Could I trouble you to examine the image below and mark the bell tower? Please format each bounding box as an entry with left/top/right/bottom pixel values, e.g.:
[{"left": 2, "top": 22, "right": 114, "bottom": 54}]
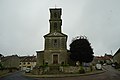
[
  {"left": 44, "top": 8, "right": 68, "bottom": 65},
  {"left": 49, "top": 8, "right": 62, "bottom": 33}
]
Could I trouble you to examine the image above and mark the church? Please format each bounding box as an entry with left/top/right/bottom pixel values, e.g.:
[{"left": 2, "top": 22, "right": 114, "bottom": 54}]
[{"left": 36, "top": 8, "right": 69, "bottom": 66}]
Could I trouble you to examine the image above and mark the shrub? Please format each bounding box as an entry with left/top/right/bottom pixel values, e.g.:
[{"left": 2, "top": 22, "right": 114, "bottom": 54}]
[{"left": 79, "top": 66, "right": 85, "bottom": 74}]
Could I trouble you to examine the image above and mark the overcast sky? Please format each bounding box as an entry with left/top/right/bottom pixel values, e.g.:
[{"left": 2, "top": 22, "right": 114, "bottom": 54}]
[{"left": 0, "top": 0, "right": 120, "bottom": 56}]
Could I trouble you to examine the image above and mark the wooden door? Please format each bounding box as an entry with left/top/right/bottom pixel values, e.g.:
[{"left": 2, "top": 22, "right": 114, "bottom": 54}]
[{"left": 53, "top": 55, "right": 58, "bottom": 64}]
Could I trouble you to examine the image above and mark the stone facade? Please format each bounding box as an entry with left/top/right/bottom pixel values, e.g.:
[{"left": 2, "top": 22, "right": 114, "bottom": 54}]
[
  {"left": 1, "top": 55, "right": 20, "bottom": 68},
  {"left": 36, "top": 51, "right": 44, "bottom": 66},
  {"left": 36, "top": 8, "right": 68, "bottom": 66}
]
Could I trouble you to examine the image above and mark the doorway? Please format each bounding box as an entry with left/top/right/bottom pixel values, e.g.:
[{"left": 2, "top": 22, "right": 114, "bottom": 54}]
[{"left": 53, "top": 54, "right": 58, "bottom": 64}]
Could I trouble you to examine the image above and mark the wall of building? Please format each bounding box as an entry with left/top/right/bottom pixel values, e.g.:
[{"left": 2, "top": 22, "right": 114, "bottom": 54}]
[
  {"left": 36, "top": 51, "right": 44, "bottom": 66},
  {"left": 2, "top": 55, "right": 20, "bottom": 68},
  {"left": 113, "top": 52, "right": 120, "bottom": 64},
  {"left": 19, "top": 61, "right": 36, "bottom": 70},
  {"left": 44, "top": 50, "right": 68, "bottom": 65}
]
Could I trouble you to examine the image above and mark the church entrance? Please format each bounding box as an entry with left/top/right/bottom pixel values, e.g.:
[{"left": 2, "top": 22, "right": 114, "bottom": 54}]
[{"left": 53, "top": 54, "right": 58, "bottom": 64}]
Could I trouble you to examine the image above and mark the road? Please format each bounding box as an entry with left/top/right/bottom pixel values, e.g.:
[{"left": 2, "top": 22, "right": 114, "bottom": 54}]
[
  {"left": 0, "top": 65, "right": 120, "bottom": 80},
  {"left": 0, "top": 71, "right": 34, "bottom": 80}
]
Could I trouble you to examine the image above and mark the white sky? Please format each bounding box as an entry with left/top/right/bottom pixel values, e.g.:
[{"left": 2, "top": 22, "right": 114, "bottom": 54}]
[{"left": 0, "top": 0, "right": 120, "bottom": 56}]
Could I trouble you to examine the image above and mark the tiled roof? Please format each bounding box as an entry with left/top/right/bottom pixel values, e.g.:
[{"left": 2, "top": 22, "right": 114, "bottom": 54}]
[
  {"left": 20, "top": 56, "right": 36, "bottom": 62},
  {"left": 19, "top": 56, "right": 27, "bottom": 60},
  {"left": 1, "top": 57, "right": 9, "bottom": 62},
  {"left": 44, "top": 32, "right": 67, "bottom": 37},
  {"left": 94, "top": 56, "right": 112, "bottom": 60},
  {"left": 1, "top": 55, "right": 19, "bottom": 62}
]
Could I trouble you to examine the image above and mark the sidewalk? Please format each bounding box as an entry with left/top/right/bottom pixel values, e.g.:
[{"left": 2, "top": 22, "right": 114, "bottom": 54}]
[{"left": 25, "top": 70, "right": 105, "bottom": 78}]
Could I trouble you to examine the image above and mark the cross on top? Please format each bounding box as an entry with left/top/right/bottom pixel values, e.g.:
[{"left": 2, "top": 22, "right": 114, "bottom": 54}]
[{"left": 55, "top": 4, "right": 57, "bottom": 8}]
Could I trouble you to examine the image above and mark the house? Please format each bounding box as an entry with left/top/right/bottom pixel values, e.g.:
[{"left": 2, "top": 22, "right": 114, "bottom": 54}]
[
  {"left": 104, "top": 54, "right": 113, "bottom": 64},
  {"left": 1, "top": 55, "right": 20, "bottom": 69},
  {"left": 92, "top": 54, "right": 113, "bottom": 65},
  {"left": 92, "top": 56, "right": 105, "bottom": 65},
  {"left": 19, "top": 56, "right": 36, "bottom": 70},
  {"left": 113, "top": 48, "right": 120, "bottom": 64}
]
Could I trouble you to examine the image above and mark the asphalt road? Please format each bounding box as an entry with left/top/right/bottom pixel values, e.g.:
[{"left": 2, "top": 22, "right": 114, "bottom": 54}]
[
  {"left": 0, "top": 65, "right": 120, "bottom": 80},
  {"left": 0, "top": 71, "right": 34, "bottom": 80}
]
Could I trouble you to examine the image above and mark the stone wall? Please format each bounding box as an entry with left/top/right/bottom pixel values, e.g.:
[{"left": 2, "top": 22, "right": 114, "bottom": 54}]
[
  {"left": 31, "top": 65, "right": 96, "bottom": 75},
  {"left": 36, "top": 51, "right": 44, "bottom": 66},
  {"left": 62, "top": 66, "right": 80, "bottom": 73},
  {"left": 61, "top": 66, "right": 96, "bottom": 73},
  {"left": 44, "top": 50, "right": 68, "bottom": 65}
]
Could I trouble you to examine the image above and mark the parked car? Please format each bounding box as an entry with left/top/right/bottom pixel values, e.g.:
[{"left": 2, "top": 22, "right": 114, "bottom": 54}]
[
  {"left": 111, "top": 63, "right": 115, "bottom": 67},
  {"left": 95, "top": 64, "right": 102, "bottom": 70},
  {"left": 25, "top": 68, "right": 31, "bottom": 73},
  {"left": 103, "top": 63, "right": 106, "bottom": 66}
]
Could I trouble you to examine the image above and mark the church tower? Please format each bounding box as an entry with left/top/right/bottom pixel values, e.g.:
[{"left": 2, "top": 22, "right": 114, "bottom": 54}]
[{"left": 44, "top": 8, "right": 68, "bottom": 65}]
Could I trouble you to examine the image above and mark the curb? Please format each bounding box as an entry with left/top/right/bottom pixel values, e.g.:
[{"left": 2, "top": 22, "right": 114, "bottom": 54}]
[{"left": 24, "top": 70, "right": 105, "bottom": 78}]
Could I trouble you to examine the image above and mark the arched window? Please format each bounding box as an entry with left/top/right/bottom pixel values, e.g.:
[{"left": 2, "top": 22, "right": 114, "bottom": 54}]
[
  {"left": 54, "top": 12, "right": 57, "bottom": 18},
  {"left": 54, "top": 39, "right": 57, "bottom": 47},
  {"left": 54, "top": 22, "right": 57, "bottom": 31},
  {"left": 53, "top": 54, "right": 58, "bottom": 64}
]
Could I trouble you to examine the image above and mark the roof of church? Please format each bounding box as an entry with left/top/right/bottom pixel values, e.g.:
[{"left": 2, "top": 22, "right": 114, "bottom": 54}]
[
  {"left": 50, "top": 8, "right": 62, "bottom": 10},
  {"left": 36, "top": 50, "right": 44, "bottom": 53},
  {"left": 44, "top": 32, "right": 67, "bottom": 37}
]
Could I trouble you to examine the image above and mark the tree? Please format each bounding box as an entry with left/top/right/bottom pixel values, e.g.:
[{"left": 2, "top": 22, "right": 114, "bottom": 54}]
[
  {"left": 0, "top": 54, "right": 3, "bottom": 69},
  {"left": 0, "top": 54, "right": 3, "bottom": 57},
  {"left": 70, "top": 36, "right": 94, "bottom": 64}
]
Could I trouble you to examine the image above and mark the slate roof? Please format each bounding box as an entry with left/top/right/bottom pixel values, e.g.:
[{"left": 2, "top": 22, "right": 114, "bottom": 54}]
[{"left": 44, "top": 32, "right": 67, "bottom": 37}]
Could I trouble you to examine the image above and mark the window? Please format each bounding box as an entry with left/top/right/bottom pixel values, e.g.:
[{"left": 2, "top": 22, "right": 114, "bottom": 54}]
[
  {"left": 54, "top": 12, "right": 57, "bottom": 18},
  {"left": 27, "top": 66, "right": 31, "bottom": 68},
  {"left": 53, "top": 39, "right": 57, "bottom": 47},
  {"left": 54, "top": 22, "right": 57, "bottom": 31},
  {"left": 27, "top": 62, "right": 30, "bottom": 64}
]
